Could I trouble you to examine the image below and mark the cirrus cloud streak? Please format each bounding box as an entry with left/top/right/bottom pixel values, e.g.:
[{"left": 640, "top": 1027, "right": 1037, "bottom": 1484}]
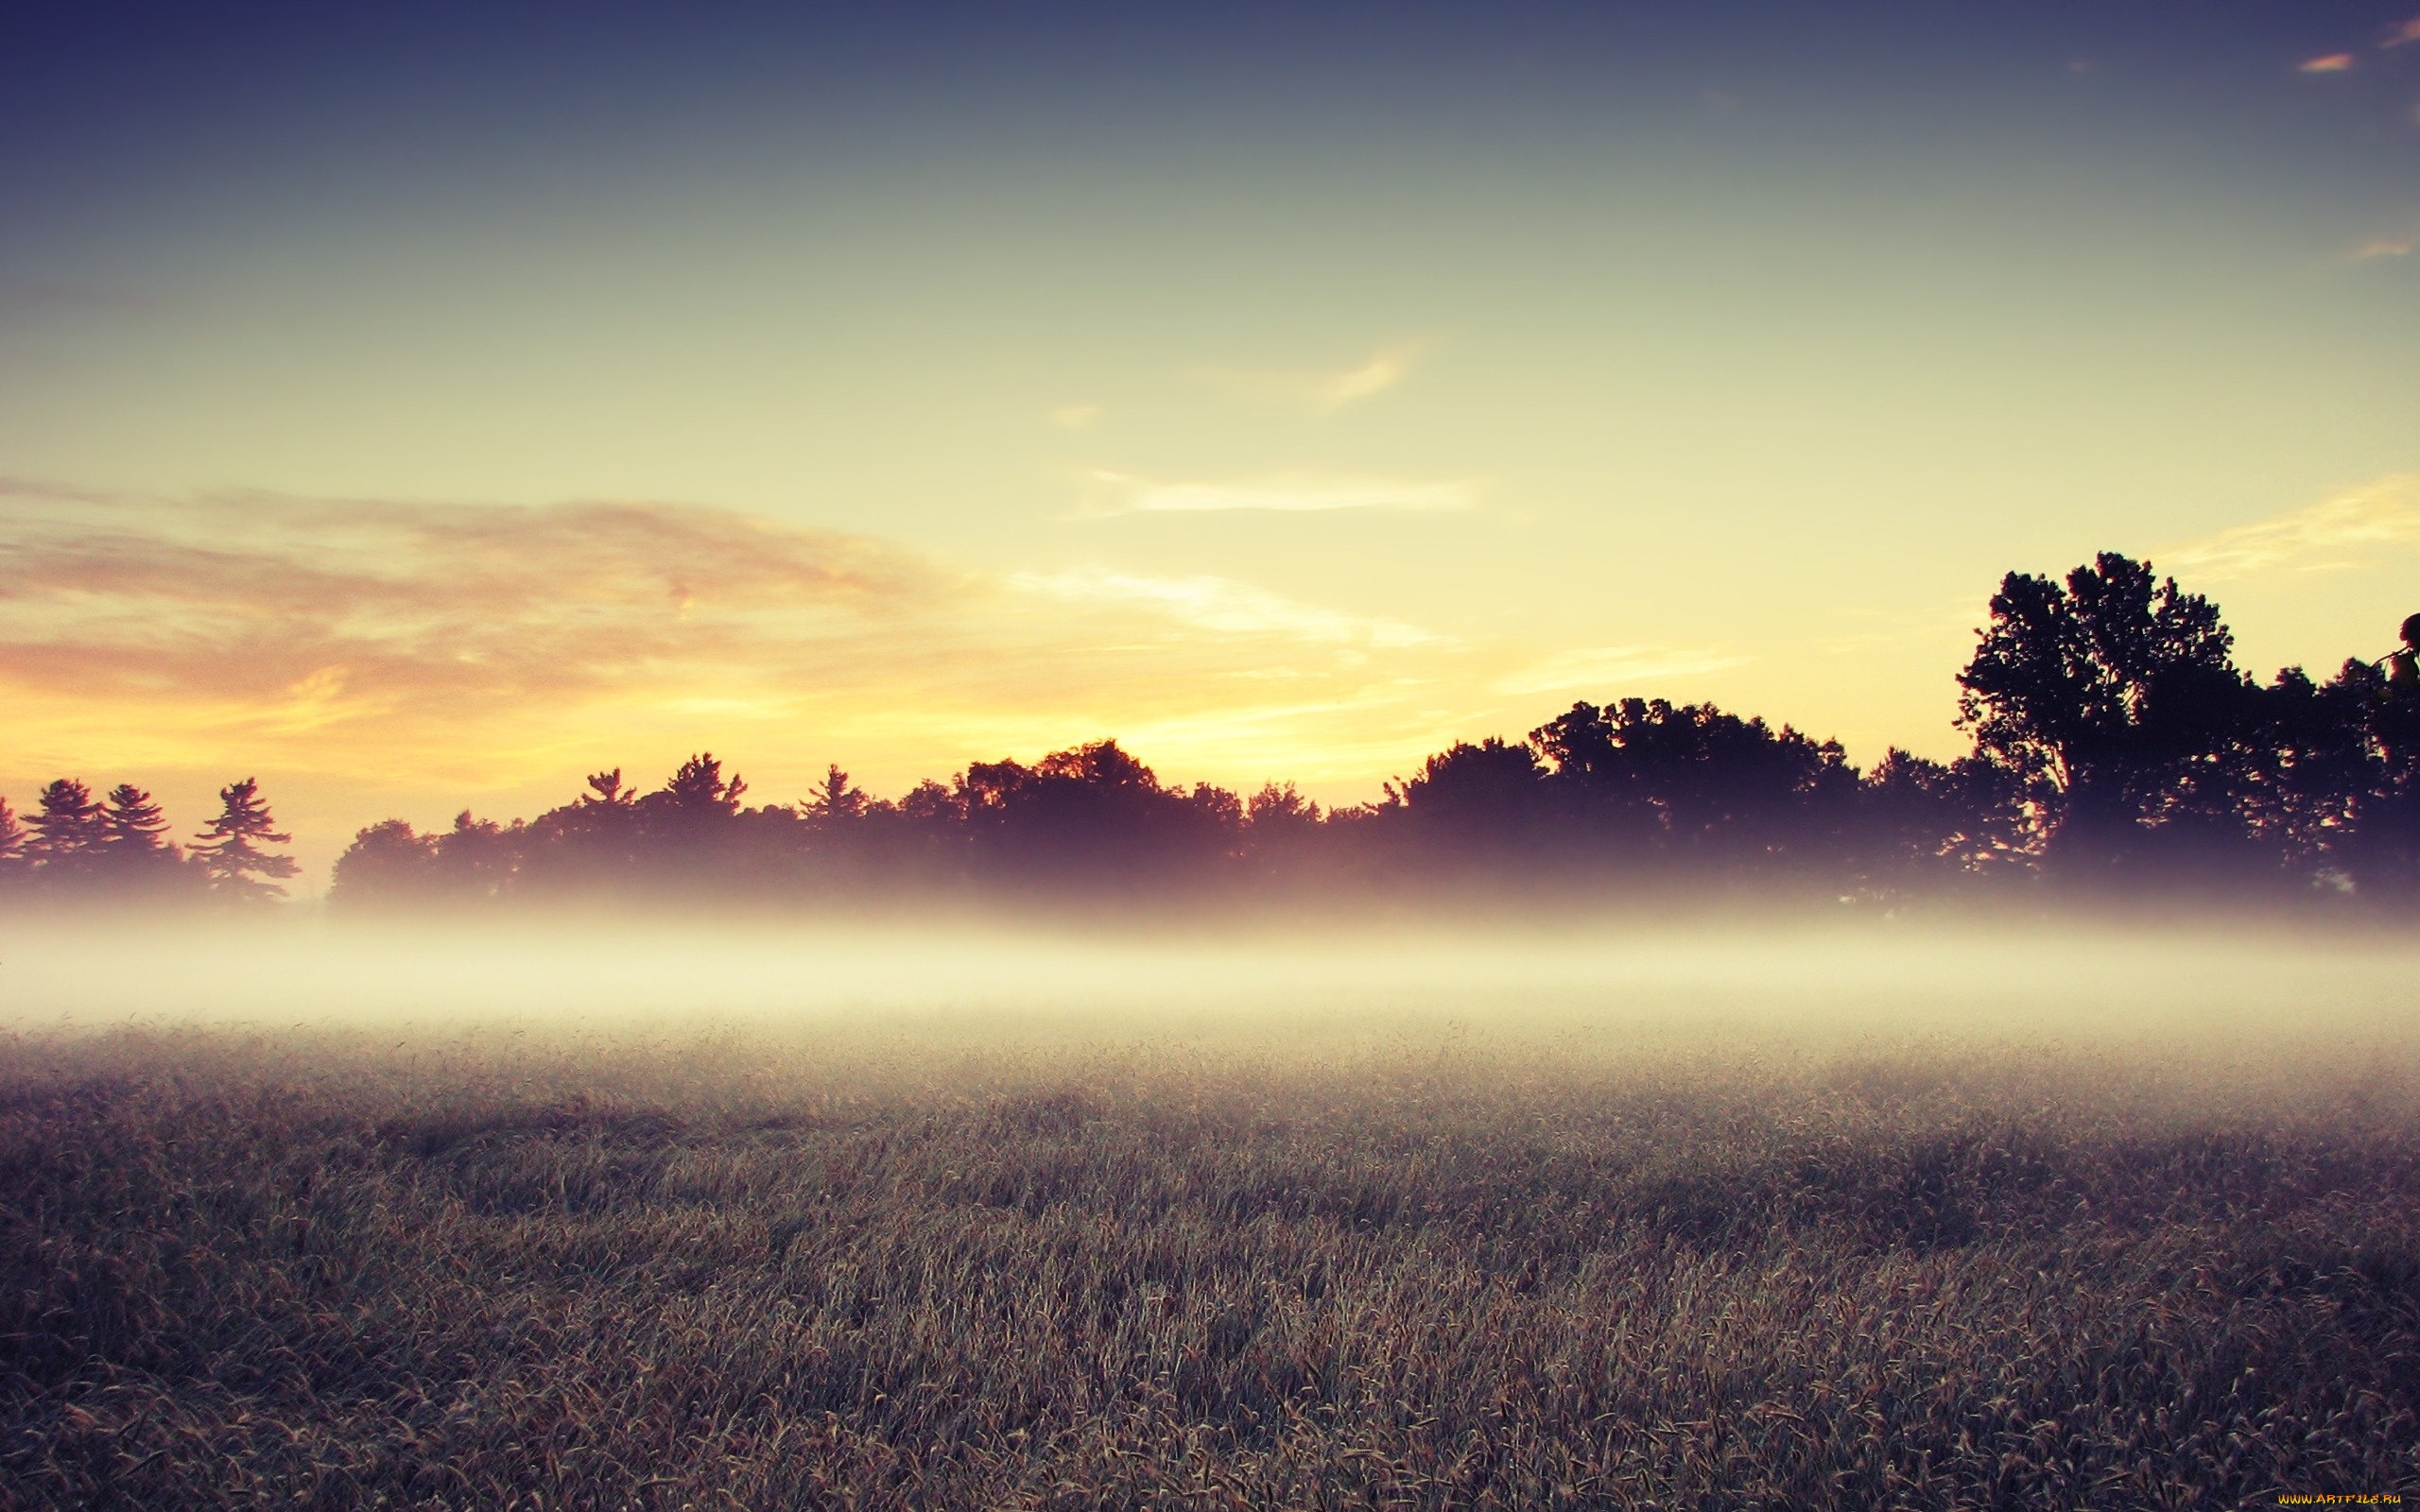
[
  {"left": 1190, "top": 342, "right": 1425, "bottom": 413},
  {"left": 1083, "top": 469, "right": 1481, "bottom": 515},
  {"left": 2165, "top": 474, "right": 2420, "bottom": 580}
]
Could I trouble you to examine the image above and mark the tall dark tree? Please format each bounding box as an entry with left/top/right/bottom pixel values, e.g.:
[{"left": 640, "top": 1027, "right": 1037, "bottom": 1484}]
[
  {"left": 26, "top": 779, "right": 108, "bottom": 881},
  {"left": 98, "top": 783, "right": 190, "bottom": 887},
  {"left": 804, "top": 765, "right": 868, "bottom": 822},
  {"left": 0, "top": 797, "right": 25, "bottom": 882},
  {"left": 330, "top": 818, "right": 441, "bottom": 905},
  {"left": 1956, "top": 553, "right": 2256, "bottom": 872},
  {"left": 580, "top": 767, "right": 636, "bottom": 807},
  {"left": 897, "top": 779, "right": 961, "bottom": 825},
  {"left": 432, "top": 812, "right": 521, "bottom": 899},
  {"left": 1246, "top": 782, "right": 1321, "bottom": 832},
  {"left": 957, "top": 739, "right": 1234, "bottom": 886},
  {"left": 191, "top": 778, "right": 301, "bottom": 901},
  {"left": 1238, "top": 782, "right": 1325, "bottom": 882},
  {"left": 1400, "top": 738, "right": 1547, "bottom": 853},
  {"left": 1530, "top": 698, "right": 1858, "bottom": 868},
  {"left": 101, "top": 783, "right": 171, "bottom": 850},
  {"left": 1853, "top": 748, "right": 2024, "bottom": 884},
  {"left": 2314, "top": 647, "right": 2420, "bottom": 895},
  {"left": 2233, "top": 663, "right": 2375, "bottom": 878},
  {"left": 649, "top": 753, "right": 748, "bottom": 820},
  {"left": 513, "top": 766, "right": 643, "bottom": 893},
  {"left": 619, "top": 753, "right": 751, "bottom": 885}
]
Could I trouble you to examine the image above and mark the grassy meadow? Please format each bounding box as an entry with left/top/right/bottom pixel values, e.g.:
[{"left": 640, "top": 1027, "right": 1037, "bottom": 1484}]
[{"left": 1, "top": 975, "right": 2415, "bottom": 1511}]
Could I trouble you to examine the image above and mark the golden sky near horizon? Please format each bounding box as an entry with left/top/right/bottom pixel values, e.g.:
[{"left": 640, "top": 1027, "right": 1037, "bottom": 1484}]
[{"left": 4, "top": 6, "right": 2419, "bottom": 885}]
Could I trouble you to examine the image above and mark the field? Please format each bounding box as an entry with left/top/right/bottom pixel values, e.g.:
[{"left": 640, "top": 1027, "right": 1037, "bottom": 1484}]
[{"left": 0, "top": 926, "right": 2415, "bottom": 1509}]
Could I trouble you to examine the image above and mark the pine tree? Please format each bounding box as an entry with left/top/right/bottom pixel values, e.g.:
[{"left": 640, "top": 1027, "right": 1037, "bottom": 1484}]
[
  {"left": 804, "top": 765, "right": 867, "bottom": 821},
  {"left": 191, "top": 778, "right": 301, "bottom": 901},
  {"left": 100, "top": 783, "right": 185, "bottom": 872},
  {"left": 26, "top": 779, "right": 108, "bottom": 881},
  {"left": 657, "top": 753, "right": 748, "bottom": 818},
  {"left": 580, "top": 768, "right": 636, "bottom": 806},
  {"left": 97, "top": 782, "right": 196, "bottom": 893},
  {"left": 0, "top": 797, "right": 26, "bottom": 882}
]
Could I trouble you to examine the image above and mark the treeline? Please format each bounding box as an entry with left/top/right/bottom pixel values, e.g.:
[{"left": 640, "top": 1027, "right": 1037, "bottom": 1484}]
[
  {"left": 0, "top": 778, "right": 301, "bottom": 902},
  {"left": 320, "top": 552, "right": 2420, "bottom": 912},
  {"left": 9, "top": 552, "right": 2418, "bottom": 911},
  {"left": 323, "top": 722, "right": 2003, "bottom": 911}
]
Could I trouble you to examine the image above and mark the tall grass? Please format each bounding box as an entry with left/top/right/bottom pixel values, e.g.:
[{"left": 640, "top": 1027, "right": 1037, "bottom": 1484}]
[{"left": 1, "top": 1027, "right": 2413, "bottom": 1508}]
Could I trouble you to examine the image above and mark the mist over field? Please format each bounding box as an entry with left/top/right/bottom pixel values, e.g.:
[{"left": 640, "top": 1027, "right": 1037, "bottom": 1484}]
[{"left": 4, "top": 912, "right": 2414, "bottom": 1061}]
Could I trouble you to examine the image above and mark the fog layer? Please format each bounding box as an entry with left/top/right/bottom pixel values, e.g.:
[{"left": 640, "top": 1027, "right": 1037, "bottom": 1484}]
[{"left": 3, "top": 917, "right": 2410, "bottom": 1076}]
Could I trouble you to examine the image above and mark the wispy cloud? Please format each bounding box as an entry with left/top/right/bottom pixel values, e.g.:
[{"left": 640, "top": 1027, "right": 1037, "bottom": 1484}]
[
  {"left": 1192, "top": 341, "right": 1424, "bottom": 413},
  {"left": 2352, "top": 237, "right": 2414, "bottom": 261},
  {"left": 1049, "top": 403, "right": 1100, "bottom": 431},
  {"left": 2385, "top": 14, "right": 2420, "bottom": 47},
  {"left": 0, "top": 483, "right": 1478, "bottom": 804},
  {"left": 1084, "top": 469, "right": 1480, "bottom": 515},
  {"left": 2166, "top": 474, "right": 2420, "bottom": 580},
  {"left": 1494, "top": 645, "right": 1750, "bottom": 697},
  {"left": 2299, "top": 52, "right": 2356, "bottom": 73},
  {"left": 1011, "top": 568, "right": 1439, "bottom": 649},
  {"left": 0, "top": 490, "right": 946, "bottom": 755}
]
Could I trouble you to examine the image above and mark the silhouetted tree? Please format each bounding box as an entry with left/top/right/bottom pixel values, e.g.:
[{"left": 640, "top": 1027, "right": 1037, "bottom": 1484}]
[
  {"left": 2312, "top": 644, "right": 2420, "bottom": 896},
  {"left": 898, "top": 779, "right": 961, "bottom": 825},
  {"left": 190, "top": 778, "right": 301, "bottom": 901},
  {"left": 2231, "top": 663, "right": 2373, "bottom": 880},
  {"left": 330, "top": 818, "right": 442, "bottom": 905},
  {"left": 1232, "top": 782, "right": 1325, "bottom": 885},
  {"left": 0, "top": 798, "right": 25, "bottom": 885},
  {"left": 432, "top": 812, "right": 521, "bottom": 899},
  {"left": 26, "top": 780, "right": 108, "bottom": 885},
  {"left": 889, "top": 779, "right": 968, "bottom": 867},
  {"left": 1853, "top": 748, "right": 2024, "bottom": 885},
  {"left": 1530, "top": 699, "right": 1858, "bottom": 871},
  {"left": 653, "top": 753, "right": 748, "bottom": 819},
  {"left": 100, "top": 783, "right": 171, "bottom": 851},
  {"left": 956, "top": 739, "right": 1236, "bottom": 889},
  {"left": 582, "top": 767, "right": 636, "bottom": 807},
  {"left": 1957, "top": 553, "right": 2257, "bottom": 877},
  {"left": 96, "top": 783, "right": 193, "bottom": 890},
  {"left": 1247, "top": 782, "right": 1320, "bottom": 831},
  {"left": 603, "top": 753, "right": 750, "bottom": 885},
  {"left": 804, "top": 764, "right": 869, "bottom": 822},
  {"left": 809, "top": 777, "right": 959, "bottom": 889},
  {"left": 1401, "top": 738, "right": 1548, "bottom": 860},
  {"left": 512, "top": 766, "right": 647, "bottom": 893}
]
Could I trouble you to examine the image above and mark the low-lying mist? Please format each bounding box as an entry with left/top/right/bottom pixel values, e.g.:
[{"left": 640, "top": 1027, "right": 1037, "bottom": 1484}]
[{"left": 3, "top": 910, "right": 2411, "bottom": 1074}]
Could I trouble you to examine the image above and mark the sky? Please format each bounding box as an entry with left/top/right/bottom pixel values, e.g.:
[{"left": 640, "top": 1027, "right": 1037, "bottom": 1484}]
[{"left": 4, "top": 1, "right": 2420, "bottom": 885}]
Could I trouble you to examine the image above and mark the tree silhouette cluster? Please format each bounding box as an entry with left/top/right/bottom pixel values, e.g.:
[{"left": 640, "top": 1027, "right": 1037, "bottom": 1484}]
[
  {"left": 318, "top": 554, "right": 2420, "bottom": 913},
  {"left": 10, "top": 554, "right": 2411, "bottom": 912},
  {"left": 0, "top": 778, "right": 301, "bottom": 903},
  {"left": 1955, "top": 554, "right": 2420, "bottom": 890}
]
